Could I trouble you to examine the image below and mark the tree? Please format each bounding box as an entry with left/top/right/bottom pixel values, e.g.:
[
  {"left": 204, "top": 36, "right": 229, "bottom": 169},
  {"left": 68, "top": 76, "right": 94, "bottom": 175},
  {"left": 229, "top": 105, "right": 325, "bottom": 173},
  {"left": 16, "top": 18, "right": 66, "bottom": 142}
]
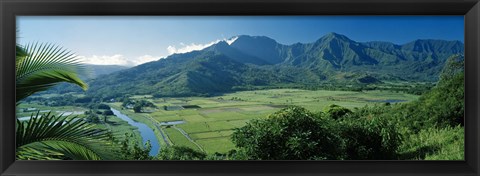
[
  {"left": 133, "top": 104, "right": 142, "bottom": 113},
  {"left": 338, "top": 116, "right": 401, "bottom": 160},
  {"left": 122, "top": 98, "right": 132, "bottom": 108},
  {"left": 15, "top": 43, "right": 115, "bottom": 160},
  {"left": 425, "top": 55, "right": 464, "bottom": 127},
  {"left": 101, "top": 110, "right": 114, "bottom": 123},
  {"left": 98, "top": 104, "right": 111, "bottom": 110},
  {"left": 103, "top": 110, "right": 114, "bottom": 116},
  {"left": 402, "top": 55, "right": 465, "bottom": 130},
  {"left": 324, "top": 104, "right": 352, "bottom": 120},
  {"left": 86, "top": 112, "right": 100, "bottom": 124},
  {"left": 120, "top": 133, "right": 152, "bottom": 160},
  {"left": 231, "top": 106, "right": 343, "bottom": 160}
]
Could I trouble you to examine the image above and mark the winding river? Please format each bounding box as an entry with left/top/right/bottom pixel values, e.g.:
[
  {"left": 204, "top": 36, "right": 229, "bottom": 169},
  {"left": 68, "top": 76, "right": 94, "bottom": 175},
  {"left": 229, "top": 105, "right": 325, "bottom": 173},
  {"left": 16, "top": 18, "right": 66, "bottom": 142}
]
[{"left": 110, "top": 108, "right": 160, "bottom": 156}]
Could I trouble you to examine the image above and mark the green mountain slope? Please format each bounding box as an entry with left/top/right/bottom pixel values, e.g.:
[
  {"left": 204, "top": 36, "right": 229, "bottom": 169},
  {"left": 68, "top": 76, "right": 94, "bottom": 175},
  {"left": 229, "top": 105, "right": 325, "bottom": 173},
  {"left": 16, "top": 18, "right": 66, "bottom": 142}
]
[{"left": 84, "top": 33, "right": 464, "bottom": 98}]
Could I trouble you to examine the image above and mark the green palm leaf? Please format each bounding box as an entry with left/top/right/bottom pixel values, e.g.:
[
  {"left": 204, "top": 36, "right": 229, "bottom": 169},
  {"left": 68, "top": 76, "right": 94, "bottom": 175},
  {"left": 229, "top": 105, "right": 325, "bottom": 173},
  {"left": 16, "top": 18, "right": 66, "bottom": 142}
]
[
  {"left": 16, "top": 146, "right": 63, "bottom": 160},
  {"left": 18, "top": 141, "right": 103, "bottom": 160},
  {"left": 16, "top": 44, "right": 28, "bottom": 61},
  {"left": 16, "top": 43, "right": 88, "bottom": 102},
  {"left": 15, "top": 43, "right": 117, "bottom": 160},
  {"left": 16, "top": 112, "right": 119, "bottom": 160}
]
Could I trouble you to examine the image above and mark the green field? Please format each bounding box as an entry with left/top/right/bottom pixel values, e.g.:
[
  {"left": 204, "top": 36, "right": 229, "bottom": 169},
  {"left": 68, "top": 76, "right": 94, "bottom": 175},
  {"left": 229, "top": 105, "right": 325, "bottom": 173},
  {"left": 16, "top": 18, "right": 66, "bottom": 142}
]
[
  {"left": 144, "top": 89, "right": 419, "bottom": 154},
  {"left": 16, "top": 102, "right": 143, "bottom": 144},
  {"left": 16, "top": 104, "right": 87, "bottom": 119},
  {"left": 18, "top": 89, "right": 419, "bottom": 155}
]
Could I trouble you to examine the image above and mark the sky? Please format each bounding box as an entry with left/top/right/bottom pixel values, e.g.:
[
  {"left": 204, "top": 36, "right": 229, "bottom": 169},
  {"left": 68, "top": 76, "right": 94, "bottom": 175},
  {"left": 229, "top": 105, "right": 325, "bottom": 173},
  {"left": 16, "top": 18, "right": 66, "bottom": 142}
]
[{"left": 17, "top": 16, "right": 464, "bottom": 66}]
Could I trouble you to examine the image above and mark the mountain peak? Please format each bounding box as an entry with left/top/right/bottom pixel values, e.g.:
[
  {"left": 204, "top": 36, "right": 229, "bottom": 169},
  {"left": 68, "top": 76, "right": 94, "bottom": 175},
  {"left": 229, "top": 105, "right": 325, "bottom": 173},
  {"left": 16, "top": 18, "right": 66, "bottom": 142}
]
[
  {"left": 320, "top": 32, "right": 353, "bottom": 42},
  {"left": 229, "top": 35, "right": 283, "bottom": 64},
  {"left": 402, "top": 39, "right": 464, "bottom": 53},
  {"left": 214, "top": 40, "right": 229, "bottom": 47},
  {"left": 325, "top": 32, "right": 343, "bottom": 37},
  {"left": 86, "top": 33, "right": 465, "bottom": 98},
  {"left": 232, "top": 35, "right": 278, "bottom": 44}
]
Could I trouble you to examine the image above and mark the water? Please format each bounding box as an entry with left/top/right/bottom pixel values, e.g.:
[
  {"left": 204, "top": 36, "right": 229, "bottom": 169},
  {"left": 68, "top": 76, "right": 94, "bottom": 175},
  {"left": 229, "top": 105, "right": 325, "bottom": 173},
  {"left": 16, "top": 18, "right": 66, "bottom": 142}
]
[
  {"left": 18, "top": 115, "right": 42, "bottom": 121},
  {"left": 17, "top": 110, "right": 82, "bottom": 121},
  {"left": 159, "top": 120, "right": 185, "bottom": 126},
  {"left": 56, "top": 111, "right": 84, "bottom": 116},
  {"left": 110, "top": 108, "right": 160, "bottom": 156}
]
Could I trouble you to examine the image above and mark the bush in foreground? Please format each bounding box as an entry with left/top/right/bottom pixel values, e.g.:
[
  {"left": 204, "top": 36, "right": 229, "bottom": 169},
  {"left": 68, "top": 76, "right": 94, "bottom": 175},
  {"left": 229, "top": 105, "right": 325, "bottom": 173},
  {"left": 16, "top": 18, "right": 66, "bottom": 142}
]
[{"left": 232, "top": 106, "right": 344, "bottom": 160}]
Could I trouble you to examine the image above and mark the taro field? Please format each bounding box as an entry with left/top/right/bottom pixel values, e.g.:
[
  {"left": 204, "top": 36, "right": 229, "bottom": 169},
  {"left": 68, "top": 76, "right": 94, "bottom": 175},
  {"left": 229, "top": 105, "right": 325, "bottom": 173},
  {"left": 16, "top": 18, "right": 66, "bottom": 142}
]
[{"left": 135, "top": 89, "right": 419, "bottom": 154}]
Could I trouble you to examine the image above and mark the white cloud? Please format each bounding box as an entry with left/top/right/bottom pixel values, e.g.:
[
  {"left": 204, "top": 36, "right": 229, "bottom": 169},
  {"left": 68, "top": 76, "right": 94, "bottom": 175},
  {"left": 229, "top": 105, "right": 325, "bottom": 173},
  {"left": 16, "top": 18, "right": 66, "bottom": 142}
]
[
  {"left": 166, "top": 40, "right": 220, "bottom": 55},
  {"left": 166, "top": 36, "right": 239, "bottom": 55},
  {"left": 78, "top": 54, "right": 163, "bottom": 66},
  {"left": 78, "top": 36, "right": 240, "bottom": 66},
  {"left": 133, "top": 55, "right": 162, "bottom": 65},
  {"left": 78, "top": 55, "right": 131, "bottom": 66},
  {"left": 225, "top": 36, "right": 239, "bottom": 45}
]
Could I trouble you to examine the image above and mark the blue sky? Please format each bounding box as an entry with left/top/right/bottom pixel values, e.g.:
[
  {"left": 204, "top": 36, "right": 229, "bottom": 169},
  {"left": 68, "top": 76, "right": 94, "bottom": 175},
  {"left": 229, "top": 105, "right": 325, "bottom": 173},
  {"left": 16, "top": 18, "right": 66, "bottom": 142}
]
[{"left": 17, "top": 16, "right": 464, "bottom": 66}]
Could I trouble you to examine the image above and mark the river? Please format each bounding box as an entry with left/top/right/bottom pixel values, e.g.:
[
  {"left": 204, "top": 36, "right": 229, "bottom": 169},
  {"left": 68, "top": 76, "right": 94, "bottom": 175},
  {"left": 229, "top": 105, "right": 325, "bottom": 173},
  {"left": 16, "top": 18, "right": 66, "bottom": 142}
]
[{"left": 110, "top": 108, "right": 160, "bottom": 156}]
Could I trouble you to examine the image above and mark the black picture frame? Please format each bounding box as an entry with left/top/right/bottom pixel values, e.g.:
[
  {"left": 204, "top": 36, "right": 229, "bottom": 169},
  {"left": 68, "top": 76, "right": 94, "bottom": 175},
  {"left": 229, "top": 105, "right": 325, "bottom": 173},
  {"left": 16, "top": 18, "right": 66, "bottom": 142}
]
[{"left": 1, "top": 0, "right": 479, "bottom": 176}]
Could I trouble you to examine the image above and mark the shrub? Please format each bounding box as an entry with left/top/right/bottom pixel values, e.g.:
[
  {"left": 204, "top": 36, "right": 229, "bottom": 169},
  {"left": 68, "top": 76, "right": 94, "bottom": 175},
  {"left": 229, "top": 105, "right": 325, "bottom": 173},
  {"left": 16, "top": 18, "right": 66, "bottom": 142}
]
[
  {"left": 120, "top": 133, "right": 152, "bottom": 160},
  {"left": 324, "top": 104, "right": 352, "bottom": 120},
  {"left": 103, "top": 110, "right": 114, "bottom": 116},
  {"left": 97, "top": 103, "right": 111, "bottom": 110},
  {"left": 231, "top": 106, "right": 343, "bottom": 160},
  {"left": 338, "top": 116, "right": 401, "bottom": 160}
]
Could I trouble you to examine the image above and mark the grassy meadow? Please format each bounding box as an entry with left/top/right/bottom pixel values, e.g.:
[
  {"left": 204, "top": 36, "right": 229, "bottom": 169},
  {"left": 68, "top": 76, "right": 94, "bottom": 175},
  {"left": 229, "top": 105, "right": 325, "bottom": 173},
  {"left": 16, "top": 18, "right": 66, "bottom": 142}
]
[
  {"left": 123, "top": 89, "right": 419, "bottom": 154},
  {"left": 17, "top": 101, "right": 143, "bottom": 145}
]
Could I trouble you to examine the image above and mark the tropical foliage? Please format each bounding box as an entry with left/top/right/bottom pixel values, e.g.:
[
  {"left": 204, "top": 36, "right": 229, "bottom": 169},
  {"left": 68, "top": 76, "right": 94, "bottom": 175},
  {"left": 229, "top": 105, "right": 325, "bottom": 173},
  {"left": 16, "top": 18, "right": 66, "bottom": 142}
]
[
  {"left": 119, "top": 133, "right": 152, "bottom": 160},
  {"left": 15, "top": 33, "right": 464, "bottom": 160},
  {"left": 16, "top": 112, "right": 115, "bottom": 160},
  {"left": 231, "top": 55, "right": 464, "bottom": 160},
  {"left": 15, "top": 43, "right": 117, "bottom": 160},
  {"left": 16, "top": 43, "right": 87, "bottom": 102},
  {"left": 232, "top": 106, "right": 344, "bottom": 160}
]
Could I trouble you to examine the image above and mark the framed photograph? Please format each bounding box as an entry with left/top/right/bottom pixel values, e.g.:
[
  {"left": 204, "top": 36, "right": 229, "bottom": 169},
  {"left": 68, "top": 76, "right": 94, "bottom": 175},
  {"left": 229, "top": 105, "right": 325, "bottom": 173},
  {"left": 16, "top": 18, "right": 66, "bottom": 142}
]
[{"left": 1, "top": 0, "right": 479, "bottom": 175}]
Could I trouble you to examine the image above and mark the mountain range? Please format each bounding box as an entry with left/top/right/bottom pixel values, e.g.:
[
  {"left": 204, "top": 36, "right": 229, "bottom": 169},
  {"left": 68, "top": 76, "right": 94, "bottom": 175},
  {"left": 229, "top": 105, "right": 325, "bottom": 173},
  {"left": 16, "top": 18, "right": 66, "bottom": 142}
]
[{"left": 83, "top": 32, "right": 464, "bottom": 98}]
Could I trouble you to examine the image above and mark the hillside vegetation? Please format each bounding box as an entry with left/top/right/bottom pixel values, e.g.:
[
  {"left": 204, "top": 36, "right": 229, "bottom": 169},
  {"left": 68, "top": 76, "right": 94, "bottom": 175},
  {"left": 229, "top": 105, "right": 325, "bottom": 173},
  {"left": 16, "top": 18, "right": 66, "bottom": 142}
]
[
  {"left": 230, "top": 55, "right": 464, "bottom": 160},
  {"left": 75, "top": 33, "right": 463, "bottom": 99}
]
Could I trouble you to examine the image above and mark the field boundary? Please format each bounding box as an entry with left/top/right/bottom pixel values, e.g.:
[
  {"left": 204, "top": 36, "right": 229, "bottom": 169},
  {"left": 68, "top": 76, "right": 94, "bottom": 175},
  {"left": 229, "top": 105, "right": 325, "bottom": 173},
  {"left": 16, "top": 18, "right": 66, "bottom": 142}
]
[{"left": 172, "top": 126, "right": 205, "bottom": 152}]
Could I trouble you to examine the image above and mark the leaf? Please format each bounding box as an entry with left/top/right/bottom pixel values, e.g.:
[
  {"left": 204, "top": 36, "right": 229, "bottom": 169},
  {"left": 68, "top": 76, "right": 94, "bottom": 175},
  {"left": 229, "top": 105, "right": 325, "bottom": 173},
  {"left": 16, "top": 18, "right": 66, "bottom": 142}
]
[
  {"left": 16, "top": 43, "right": 88, "bottom": 102},
  {"left": 16, "top": 112, "right": 119, "bottom": 160}
]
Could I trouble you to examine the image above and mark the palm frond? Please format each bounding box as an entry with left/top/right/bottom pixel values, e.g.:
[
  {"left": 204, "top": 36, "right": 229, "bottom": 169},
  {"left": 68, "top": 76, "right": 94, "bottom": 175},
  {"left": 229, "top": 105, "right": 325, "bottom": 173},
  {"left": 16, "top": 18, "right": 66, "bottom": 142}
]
[
  {"left": 16, "top": 44, "right": 28, "bottom": 60},
  {"left": 16, "top": 43, "right": 88, "bottom": 102},
  {"left": 16, "top": 45, "right": 29, "bottom": 73},
  {"left": 17, "top": 70, "right": 88, "bottom": 102},
  {"left": 18, "top": 141, "right": 103, "bottom": 160},
  {"left": 16, "top": 112, "right": 119, "bottom": 160},
  {"left": 16, "top": 145, "right": 64, "bottom": 160}
]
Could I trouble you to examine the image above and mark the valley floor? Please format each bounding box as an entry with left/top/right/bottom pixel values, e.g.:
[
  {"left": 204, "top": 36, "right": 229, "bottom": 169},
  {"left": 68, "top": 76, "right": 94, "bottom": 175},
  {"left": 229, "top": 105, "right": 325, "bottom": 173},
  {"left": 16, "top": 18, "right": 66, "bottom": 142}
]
[
  {"left": 18, "top": 88, "right": 420, "bottom": 155},
  {"left": 119, "top": 89, "right": 419, "bottom": 154}
]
